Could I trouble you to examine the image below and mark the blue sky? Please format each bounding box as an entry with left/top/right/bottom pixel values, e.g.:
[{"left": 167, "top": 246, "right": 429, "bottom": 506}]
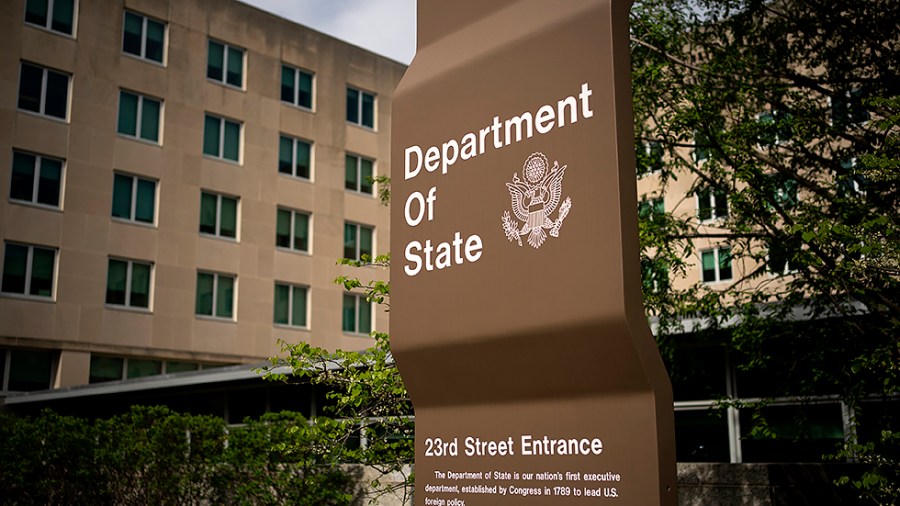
[{"left": 239, "top": 0, "right": 416, "bottom": 64}]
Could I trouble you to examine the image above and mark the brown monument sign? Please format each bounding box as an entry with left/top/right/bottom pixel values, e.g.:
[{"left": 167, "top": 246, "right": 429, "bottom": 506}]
[{"left": 390, "top": 1, "right": 677, "bottom": 504}]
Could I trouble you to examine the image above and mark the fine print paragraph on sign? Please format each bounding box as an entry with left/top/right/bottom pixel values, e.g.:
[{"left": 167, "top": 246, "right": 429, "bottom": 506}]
[
  {"left": 421, "top": 436, "right": 623, "bottom": 504},
  {"left": 423, "top": 468, "right": 622, "bottom": 505}
]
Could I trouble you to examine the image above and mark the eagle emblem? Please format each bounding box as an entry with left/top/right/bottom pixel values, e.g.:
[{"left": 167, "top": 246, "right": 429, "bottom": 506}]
[{"left": 502, "top": 152, "right": 572, "bottom": 248}]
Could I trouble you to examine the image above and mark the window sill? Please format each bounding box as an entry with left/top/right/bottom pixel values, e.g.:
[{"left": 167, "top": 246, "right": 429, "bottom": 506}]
[
  {"left": 117, "top": 133, "right": 163, "bottom": 147},
  {"left": 17, "top": 108, "right": 69, "bottom": 124},
  {"left": 343, "top": 331, "right": 374, "bottom": 338},
  {"left": 199, "top": 232, "right": 240, "bottom": 243},
  {"left": 0, "top": 292, "right": 55, "bottom": 303},
  {"left": 345, "top": 189, "right": 376, "bottom": 199},
  {"left": 24, "top": 22, "right": 76, "bottom": 39},
  {"left": 274, "top": 323, "right": 310, "bottom": 331},
  {"left": 9, "top": 199, "right": 63, "bottom": 213},
  {"left": 275, "top": 246, "right": 311, "bottom": 256},
  {"left": 111, "top": 217, "right": 157, "bottom": 229},
  {"left": 195, "top": 314, "right": 236, "bottom": 323},
  {"left": 347, "top": 122, "right": 376, "bottom": 133},
  {"left": 281, "top": 101, "right": 315, "bottom": 114},
  {"left": 206, "top": 78, "right": 246, "bottom": 92},
  {"left": 104, "top": 304, "right": 153, "bottom": 314},
  {"left": 202, "top": 154, "right": 242, "bottom": 166},
  {"left": 278, "top": 172, "right": 313, "bottom": 184},
  {"left": 122, "top": 52, "right": 167, "bottom": 68}
]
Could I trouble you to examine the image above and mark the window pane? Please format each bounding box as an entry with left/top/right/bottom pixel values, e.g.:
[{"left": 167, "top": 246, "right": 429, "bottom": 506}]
[
  {"left": 10, "top": 152, "right": 36, "bottom": 202},
  {"left": 718, "top": 248, "right": 732, "bottom": 280},
  {"left": 130, "top": 262, "right": 151, "bottom": 308},
  {"left": 226, "top": 46, "right": 243, "bottom": 87},
  {"left": 203, "top": 115, "right": 220, "bottom": 156},
  {"left": 8, "top": 349, "right": 53, "bottom": 391},
  {"left": 276, "top": 209, "right": 291, "bottom": 248},
  {"left": 223, "top": 120, "right": 240, "bottom": 161},
  {"left": 140, "top": 97, "right": 160, "bottom": 142},
  {"left": 37, "top": 157, "right": 62, "bottom": 207},
  {"left": 135, "top": 178, "right": 155, "bottom": 223},
  {"left": 278, "top": 136, "right": 293, "bottom": 174},
  {"left": 18, "top": 63, "right": 44, "bottom": 113},
  {"left": 127, "top": 359, "right": 162, "bottom": 379},
  {"left": 29, "top": 247, "right": 55, "bottom": 297},
  {"left": 166, "top": 361, "right": 198, "bottom": 373},
  {"left": 361, "top": 92, "right": 375, "bottom": 128},
  {"left": 2, "top": 244, "right": 28, "bottom": 294},
  {"left": 342, "top": 294, "right": 356, "bottom": 332},
  {"left": 89, "top": 356, "right": 124, "bottom": 383},
  {"left": 345, "top": 155, "right": 358, "bottom": 191},
  {"left": 145, "top": 19, "right": 165, "bottom": 63},
  {"left": 51, "top": 0, "right": 74, "bottom": 34},
  {"left": 216, "top": 275, "right": 234, "bottom": 318},
  {"left": 112, "top": 174, "right": 133, "bottom": 219},
  {"left": 701, "top": 251, "right": 716, "bottom": 283},
  {"left": 714, "top": 191, "right": 728, "bottom": 218},
  {"left": 358, "top": 298, "right": 371, "bottom": 334},
  {"left": 207, "top": 40, "right": 224, "bottom": 81},
  {"left": 106, "top": 258, "right": 127, "bottom": 305},
  {"left": 118, "top": 91, "right": 138, "bottom": 136},
  {"left": 123, "top": 12, "right": 143, "bottom": 56},
  {"left": 360, "top": 158, "right": 373, "bottom": 194},
  {"left": 199, "top": 192, "right": 217, "bottom": 234},
  {"left": 273, "top": 283, "right": 289, "bottom": 324},
  {"left": 675, "top": 409, "right": 730, "bottom": 462},
  {"left": 359, "top": 226, "right": 373, "bottom": 259},
  {"left": 298, "top": 72, "right": 312, "bottom": 108},
  {"left": 281, "top": 65, "right": 294, "bottom": 103},
  {"left": 697, "top": 189, "right": 712, "bottom": 221},
  {"left": 195, "top": 272, "right": 213, "bottom": 315},
  {"left": 346, "top": 88, "right": 359, "bottom": 123},
  {"left": 292, "top": 286, "right": 307, "bottom": 327},
  {"left": 25, "top": 0, "right": 49, "bottom": 27},
  {"left": 295, "top": 140, "right": 310, "bottom": 178},
  {"left": 344, "top": 223, "right": 357, "bottom": 259},
  {"left": 219, "top": 197, "right": 237, "bottom": 238},
  {"left": 44, "top": 71, "right": 68, "bottom": 119},
  {"left": 294, "top": 213, "right": 309, "bottom": 251}
]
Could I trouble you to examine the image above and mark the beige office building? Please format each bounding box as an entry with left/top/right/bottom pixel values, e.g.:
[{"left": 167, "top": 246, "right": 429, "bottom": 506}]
[{"left": 0, "top": 0, "right": 405, "bottom": 393}]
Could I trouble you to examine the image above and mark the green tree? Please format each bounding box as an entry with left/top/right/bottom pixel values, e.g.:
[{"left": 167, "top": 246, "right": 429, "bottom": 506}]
[{"left": 630, "top": 0, "right": 898, "bottom": 502}]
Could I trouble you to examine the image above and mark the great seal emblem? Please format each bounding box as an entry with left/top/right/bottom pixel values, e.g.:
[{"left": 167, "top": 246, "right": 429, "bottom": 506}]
[{"left": 502, "top": 152, "right": 572, "bottom": 248}]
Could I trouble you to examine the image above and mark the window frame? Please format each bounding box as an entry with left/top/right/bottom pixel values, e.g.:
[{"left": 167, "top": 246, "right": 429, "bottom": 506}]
[
  {"left": 199, "top": 191, "right": 239, "bottom": 240},
  {"left": 9, "top": 149, "right": 65, "bottom": 209},
  {"left": 278, "top": 134, "right": 313, "bottom": 180},
  {"left": 1, "top": 348, "right": 57, "bottom": 392},
  {"left": 343, "top": 222, "right": 374, "bottom": 261},
  {"left": 194, "top": 270, "right": 236, "bottom": 320},
  {"left": 117, "top": 89, "right": 163, "bottom": 144},
  {"left": 346, "top": 86, "right": 376, "bottom": 129},
  {"left": 207, "top": 38, "right": 245, "bottom": 89},
  {"left": 111, "top": 172, "right": 157, "bottom": 226},
  {"left": 696, "top": 187, "right": 728, "bottom": 223},
  {"left": 105, "top": 257, "right": 154, "bottom": 310},
  {"left": 342, "top": 292, "right": 373, "bottom": 336},
  {"left": 24, "top": 0, "right": 77, "bottom": 37},
  {"left": 638, "top": 140, "right": 664, "bottom": 176},
  {"left": 203, "top": 113, "right": 242, "bottom": 163},
  {"left": 1, "top": 242, "right": 58, "bottom": 300},
  {"left": 121, "top": 10, "right": 167, "bottom": 65},
  {"left": 273, "top": 282, "right": 309, "bottom": 328},
  {"left": 281, "top": 64, "right": 314, "bottom": 110},
  {"left": 276, "top": 207, "right": 311, "bottom": 253},
  {"left": 345, "top": 153, "right": 375, "bottom": 195},
  {"left": 700, "top": 246, "right": 733, "bottom": 284},
  {"left": 17, "top": 61, "right": 71, "bottom": 121}
]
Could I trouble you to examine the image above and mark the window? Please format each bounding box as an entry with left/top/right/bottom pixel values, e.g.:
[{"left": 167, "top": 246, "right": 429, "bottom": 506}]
[
  {"left": 701, "top": 247, "right": 732, "bottom": 283},
  {"left": 122, "top": 10, "right": 165, "bottom": 63},
  {"left": 111, "top": 173, "right": 156, "bottom": 224},
  {"left": 18, "top": 62, "right": 69, "bottom": 120},
  {"left": 281, "top": 65, "right": 313, "bottom": 109},
  {"left": 697, "top": 187, "right": 728, "bottom": 221},
  {"left": 279, "top": 135, "right": 311, "bottom": 179},
  {"left": 768, "top": 176, "right": 798, "bottom": 209},
  {"left": 1, "top": 348, "right": 55, "bottom": 392},
  {"left": 276, "top": 208, "right": 310, "bottom": 252},
  {"left": 203, "top": 114, "right": 241, "bottom": 162},
  {"left": 757, "top": 109, "right": 793, "bottom": 146},
  {"left": 641, "top": 257, "right": 669, "bottom": 294},
  {"left": 638, "top": 197, "right": 665, "bottom": 219},
  {"left": 345, "top": 154, "right": 374, "bottom": 194},
  {"left": 89, "top": 356, "right": 202, "bottom": 383},
  {"left": 1, "top": 242, "right": 56, "bottom": 298},
  {"left": 207, "top": 39, "right": 244, "bottom": 88},
  {"left": 117, "top": 90, "right": 161, "bottom": 142},
  {"left": 832, "top": 88, "right": 869, "bottom": 128},
  {"left": 836, "top": 158, "right": 866, "bottom": 197},
  {"left": 342, "top": 293, "right": 372, "bottom": 335},
  {"left": 767, "top": 239, "right": 799, "bottom": 276},
  {"left": 637, "top": 141, "right": 664, "bottom": 176},
  {"left": 10, "top": 150, "right": 63, "bottom": 207},
  {"left": 346, "top": 87, "right": 375, "bottom": 128},
  {"left": 195, "top": 271, "right": 235, "bottom": 319},
  {"left": 344, "top": 222, "right": 373, "bottom": 261},
  {"left": 274, "top": 283, "right": 308, "bottom": 327},
  {"left": 692, "top": 130, "right": 712, "bottom": 163},
  {"left": 199, "top": 191, "right": 238, "bottom": 239},
  {"left": 106, "top": 258, "right": 152, "bottom": 309},
  {"left": 24, "top": 0, "right": 75, "bottom": 35}
]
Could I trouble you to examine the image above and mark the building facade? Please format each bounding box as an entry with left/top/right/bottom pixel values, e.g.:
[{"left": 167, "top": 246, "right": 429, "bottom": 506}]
[{"left": 0, "top": 0, "right": 404, "bottom": 392}]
